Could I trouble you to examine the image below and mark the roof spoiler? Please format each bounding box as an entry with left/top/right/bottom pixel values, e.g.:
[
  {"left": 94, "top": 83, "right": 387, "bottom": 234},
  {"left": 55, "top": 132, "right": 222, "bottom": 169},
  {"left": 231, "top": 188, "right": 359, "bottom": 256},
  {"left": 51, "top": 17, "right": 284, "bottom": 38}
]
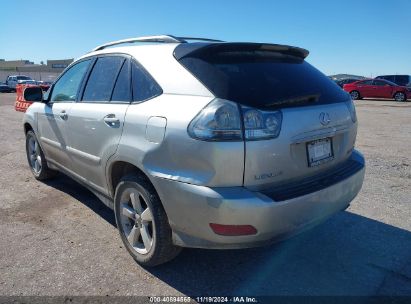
[{"left": 174, "top": 42, "right": 309, "bottom": 60}]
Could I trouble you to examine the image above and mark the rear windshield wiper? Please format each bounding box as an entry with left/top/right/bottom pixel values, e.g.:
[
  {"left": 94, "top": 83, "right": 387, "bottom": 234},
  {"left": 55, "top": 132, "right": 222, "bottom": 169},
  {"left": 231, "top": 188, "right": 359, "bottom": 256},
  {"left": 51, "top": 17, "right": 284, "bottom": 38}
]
[{"left": 264, "top": 94, "right": 321, "bottom": 108}]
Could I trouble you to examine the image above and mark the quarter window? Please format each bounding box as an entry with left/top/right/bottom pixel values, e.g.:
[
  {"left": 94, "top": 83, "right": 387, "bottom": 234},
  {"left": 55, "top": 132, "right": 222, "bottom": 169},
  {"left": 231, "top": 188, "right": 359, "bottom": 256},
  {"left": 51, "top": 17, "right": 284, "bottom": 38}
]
[
  {"left": 131, "top": 61, "right": 162, "bottom": 102},
  {"left": 50, "top": 59, "right": 91, "bottom": 102},
  {"left": 82, "top": 56, "right": 125, "bottom": 102}
]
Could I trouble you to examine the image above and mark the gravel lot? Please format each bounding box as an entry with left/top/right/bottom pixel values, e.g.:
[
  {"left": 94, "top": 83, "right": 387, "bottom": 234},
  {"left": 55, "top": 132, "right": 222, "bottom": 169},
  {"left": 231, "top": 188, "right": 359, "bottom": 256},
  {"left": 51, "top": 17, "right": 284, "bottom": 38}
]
[{"left": 0, "top": 93, "right": 410, "bottom": 298}]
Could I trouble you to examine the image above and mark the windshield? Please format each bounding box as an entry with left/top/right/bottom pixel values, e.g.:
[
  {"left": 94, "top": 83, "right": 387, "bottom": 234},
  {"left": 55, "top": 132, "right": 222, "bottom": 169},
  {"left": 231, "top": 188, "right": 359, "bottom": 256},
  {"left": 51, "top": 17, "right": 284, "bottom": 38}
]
[{"left": 178, "top": 49, "right": 348, "bottom": 109}]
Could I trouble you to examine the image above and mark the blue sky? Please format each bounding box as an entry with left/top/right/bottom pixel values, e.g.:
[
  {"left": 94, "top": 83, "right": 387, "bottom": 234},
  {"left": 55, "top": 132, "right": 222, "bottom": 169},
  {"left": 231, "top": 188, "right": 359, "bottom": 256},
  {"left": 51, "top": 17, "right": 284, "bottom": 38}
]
[{"left": 1, "top": 0, "right": 410, "bottom": 76}]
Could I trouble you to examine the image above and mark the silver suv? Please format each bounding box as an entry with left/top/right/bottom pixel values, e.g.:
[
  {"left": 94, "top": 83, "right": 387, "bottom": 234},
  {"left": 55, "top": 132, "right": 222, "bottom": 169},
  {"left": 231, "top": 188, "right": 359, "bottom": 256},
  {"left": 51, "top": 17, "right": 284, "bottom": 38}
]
[{"left": 23, "top": 35, "right": 365, "bottom": 266}]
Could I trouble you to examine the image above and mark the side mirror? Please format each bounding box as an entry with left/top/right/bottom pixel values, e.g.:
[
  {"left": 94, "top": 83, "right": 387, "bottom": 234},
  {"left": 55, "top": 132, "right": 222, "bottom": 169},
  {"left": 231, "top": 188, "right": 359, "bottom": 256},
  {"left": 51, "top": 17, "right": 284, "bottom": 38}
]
[{"left": 24, "top": 86, "right": 44, "bottom": 102}]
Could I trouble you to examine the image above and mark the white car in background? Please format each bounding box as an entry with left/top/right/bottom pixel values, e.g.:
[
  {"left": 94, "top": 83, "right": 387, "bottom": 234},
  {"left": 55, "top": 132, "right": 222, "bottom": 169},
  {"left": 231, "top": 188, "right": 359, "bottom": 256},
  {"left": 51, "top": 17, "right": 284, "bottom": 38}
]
[{"left": 6, "top": 75, "right": 34, "bottom": 90}]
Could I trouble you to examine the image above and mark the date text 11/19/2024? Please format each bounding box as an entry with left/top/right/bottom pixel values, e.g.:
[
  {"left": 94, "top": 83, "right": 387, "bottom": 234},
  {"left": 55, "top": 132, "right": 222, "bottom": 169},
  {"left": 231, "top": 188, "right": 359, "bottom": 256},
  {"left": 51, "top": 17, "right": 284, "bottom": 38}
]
[{"left": 149, "top": 296, "right": 258, "bottom": 303}]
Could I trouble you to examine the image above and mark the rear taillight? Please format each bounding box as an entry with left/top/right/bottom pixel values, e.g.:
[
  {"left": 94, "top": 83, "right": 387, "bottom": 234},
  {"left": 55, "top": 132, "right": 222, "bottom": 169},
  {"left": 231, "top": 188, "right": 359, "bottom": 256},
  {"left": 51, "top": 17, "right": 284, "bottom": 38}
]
[
  {"left": 345, "top": 98, "right": 357, "bottom": 123},
  {"left": 188, "top": 98, "right": 282, "bottom": 141},
  {"left": 242, "top": 107, "right": 282, "bottom": 140},
  {"left": 188, "top": 99, "right": 242, "bottom": 141}
]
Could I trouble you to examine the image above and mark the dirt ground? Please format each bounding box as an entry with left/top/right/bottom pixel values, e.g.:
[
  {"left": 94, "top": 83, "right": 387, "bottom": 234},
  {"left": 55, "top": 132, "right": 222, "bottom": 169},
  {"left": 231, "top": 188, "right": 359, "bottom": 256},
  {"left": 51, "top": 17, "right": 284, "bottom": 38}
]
[{"left": 0, "top": 93, "right": 410, "bottom": 298}]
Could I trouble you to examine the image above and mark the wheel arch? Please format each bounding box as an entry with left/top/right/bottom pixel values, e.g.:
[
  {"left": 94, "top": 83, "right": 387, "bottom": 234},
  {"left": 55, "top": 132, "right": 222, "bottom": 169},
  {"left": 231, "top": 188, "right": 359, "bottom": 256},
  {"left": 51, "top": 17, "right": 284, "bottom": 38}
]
[
  {"left": 108, "top": 160, "right": 156, "bottom": 199},
  {"left": 24, "top": 122, "right": 33, "bottom": 134},
  {"left": 393, "top": 90, "right": 405, "bottom": 98}
]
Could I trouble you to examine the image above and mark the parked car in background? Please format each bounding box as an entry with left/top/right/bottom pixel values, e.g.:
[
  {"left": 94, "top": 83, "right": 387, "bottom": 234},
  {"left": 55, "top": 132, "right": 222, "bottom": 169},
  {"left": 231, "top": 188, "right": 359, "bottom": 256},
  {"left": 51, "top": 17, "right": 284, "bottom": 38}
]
[
  {"left": 22, "top": 35, "right": 365, "bottom": 266},
  {"left": 335, "top": 78, "right": 359, "bottom": 88},
  {"left": 35, "top": 81, "right": 51, "bottom": 92},
  {"left": 343, "top": 79, "right": 410, "bottom": 101},
  {"left": 0, "top": 82, "right": 14, "bottom": 93},
  {"left": 375, "top": 75, "right": 411, "bottom": 88},
  {"left": 14, "top": 80, "right": 51, "bottom": 92},
  {"left": 5, "top": 75, "right": 34, "bottom": 90},
  {"left": 18, "top": 80, "right": 38, "bottom": 85}
]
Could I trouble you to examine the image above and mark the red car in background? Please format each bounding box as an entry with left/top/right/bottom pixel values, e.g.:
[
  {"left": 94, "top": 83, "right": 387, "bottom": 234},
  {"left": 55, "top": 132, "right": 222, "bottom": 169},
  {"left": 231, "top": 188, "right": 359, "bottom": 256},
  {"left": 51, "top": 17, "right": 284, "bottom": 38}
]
[{"left": 343, "top": 79, "right": 410, "bottom": 102}]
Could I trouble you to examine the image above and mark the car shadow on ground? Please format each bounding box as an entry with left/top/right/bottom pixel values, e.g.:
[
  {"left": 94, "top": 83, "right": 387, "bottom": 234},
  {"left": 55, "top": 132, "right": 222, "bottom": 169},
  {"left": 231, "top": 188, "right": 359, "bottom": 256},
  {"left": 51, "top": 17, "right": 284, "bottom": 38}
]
[
  {"left": 44, "top": 174, "right": 116, "bottom": 227},
  {"left": 45, "top": 174, "right": 411, "bottom": 296}
]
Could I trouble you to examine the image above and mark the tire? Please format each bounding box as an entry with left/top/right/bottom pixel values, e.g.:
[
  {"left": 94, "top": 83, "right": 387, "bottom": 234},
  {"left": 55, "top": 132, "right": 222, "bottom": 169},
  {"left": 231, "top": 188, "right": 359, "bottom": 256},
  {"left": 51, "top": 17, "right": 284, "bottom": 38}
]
[
  {"left": 25, "top": 130, "right": 58, "bottom": 180},
  {"left": 394, "top": 92, "right": 406, "bottom": 102},
  {"left": 350, "top": 90, "right": 360, "bottom": 100},
  {"left": 114, "top": 174, "right": 181, "bottom": 267}
]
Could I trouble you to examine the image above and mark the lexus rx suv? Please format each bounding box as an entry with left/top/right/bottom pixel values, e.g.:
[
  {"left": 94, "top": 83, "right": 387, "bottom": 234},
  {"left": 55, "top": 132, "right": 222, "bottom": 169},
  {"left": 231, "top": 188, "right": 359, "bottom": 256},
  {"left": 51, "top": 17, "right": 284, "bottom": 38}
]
[{"left": 23, "top": 35, "right": 365, "bottom": 266}]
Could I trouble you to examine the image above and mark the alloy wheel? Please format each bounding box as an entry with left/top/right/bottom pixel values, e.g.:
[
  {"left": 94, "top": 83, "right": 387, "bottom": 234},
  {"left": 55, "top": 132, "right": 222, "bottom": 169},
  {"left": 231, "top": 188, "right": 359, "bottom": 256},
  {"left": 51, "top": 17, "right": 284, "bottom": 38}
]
[
  {"left": 119, "top": 188, "right": 154, "bottom": 254},
  {"left": 395, "top": 92, "right": 405, "bottom": 102},
  {"left": 28, "top": 135, "right": 42, "bottom": 174},
  {"left": 350, "top": 91, "right": 359, "bottom": 100}
]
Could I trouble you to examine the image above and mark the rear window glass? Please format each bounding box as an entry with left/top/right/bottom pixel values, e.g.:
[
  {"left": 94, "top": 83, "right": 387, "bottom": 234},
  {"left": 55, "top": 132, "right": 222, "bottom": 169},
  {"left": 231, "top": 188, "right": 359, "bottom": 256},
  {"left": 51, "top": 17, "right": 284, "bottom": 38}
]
[
  {"left": 83, "top": 56, "right": 124, "bottom": 102},
  {"left": 111, "top": 60, "right": 131, "bottom": 102},
  {"left": 358, "top": 80, "right": 373, "bottom": 85},
  {"left": 177, "top": 49, "right": 348, "bottom": 108}
]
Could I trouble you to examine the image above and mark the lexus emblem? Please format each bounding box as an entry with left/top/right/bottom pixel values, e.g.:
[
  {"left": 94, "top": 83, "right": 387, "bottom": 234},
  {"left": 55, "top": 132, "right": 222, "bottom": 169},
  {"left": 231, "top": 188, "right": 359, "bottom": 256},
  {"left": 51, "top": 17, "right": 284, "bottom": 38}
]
[{"left": 319, "top": 112, "right": 331, "bottom": 126}]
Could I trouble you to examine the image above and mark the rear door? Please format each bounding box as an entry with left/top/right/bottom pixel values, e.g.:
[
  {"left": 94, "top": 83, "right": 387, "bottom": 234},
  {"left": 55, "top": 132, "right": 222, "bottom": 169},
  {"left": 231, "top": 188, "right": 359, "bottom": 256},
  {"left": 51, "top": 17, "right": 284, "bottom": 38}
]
[
  {"left": 372, "top": 80, "right": 393, "bottom": 98},
  {"left": 37, "top": 59, "right": 92, "bottom": 170},
  {"left": 65, "top": 55, "right": 131, "bottom": 194},
  {"left": 356, "top": 80, "right": 374, "bottom": 97}
]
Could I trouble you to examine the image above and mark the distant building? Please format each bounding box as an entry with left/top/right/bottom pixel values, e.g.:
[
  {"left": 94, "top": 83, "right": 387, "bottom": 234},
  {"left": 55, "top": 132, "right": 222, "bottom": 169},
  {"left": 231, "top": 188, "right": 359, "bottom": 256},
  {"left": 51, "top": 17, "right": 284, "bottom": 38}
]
[
  {"left": 0, "top": 58, "right": 73, "bottom": 73},
  {"left": 0, "top": 58, "right": 74, "bottom": 82},
  {"left": 46, "top": 59, "right": 73, "bottom": 70},
  {"left": 0, "top": 59, "right": 35, "bottom": 69}
]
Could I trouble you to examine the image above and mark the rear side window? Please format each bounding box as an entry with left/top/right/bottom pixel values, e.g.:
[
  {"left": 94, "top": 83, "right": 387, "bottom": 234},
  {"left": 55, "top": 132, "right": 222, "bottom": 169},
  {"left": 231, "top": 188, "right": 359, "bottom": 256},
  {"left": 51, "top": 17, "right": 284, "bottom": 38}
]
[
  {"left": 176, "top": 46, "right": 348, "bottom": 109},
  {"left": 379, "top": 76, "right": 395, "bottom": 82},
  {"left": 111, "top": 60, "right": 131, "bottom": 102},
  {"left": 373, "top": 80, "right": 387, "bottom": 86},
  {"left": 82, "top": 56, "right": 125, "bottom": 102},
  {"left": 358, "top": 80, "right": 373, "bottom": 85},
  {"left": 131, "top": 61, "right": 162, "bottom": 102}
]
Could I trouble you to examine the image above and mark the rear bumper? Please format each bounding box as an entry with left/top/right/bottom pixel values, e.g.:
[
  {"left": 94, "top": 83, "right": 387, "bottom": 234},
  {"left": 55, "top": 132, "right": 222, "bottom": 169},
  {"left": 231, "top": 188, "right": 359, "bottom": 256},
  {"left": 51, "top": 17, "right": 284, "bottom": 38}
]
[{"left": 153, "top": 150, "right": 365, "bottom": 249}]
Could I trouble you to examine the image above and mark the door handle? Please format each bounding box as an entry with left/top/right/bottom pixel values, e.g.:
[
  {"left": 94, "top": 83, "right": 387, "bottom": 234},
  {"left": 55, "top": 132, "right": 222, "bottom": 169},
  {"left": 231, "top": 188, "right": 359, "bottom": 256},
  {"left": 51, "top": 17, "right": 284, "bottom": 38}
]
[
  {"left": 59, "top": 110, "right": 68, "bottom": 120},
  {"left": 103, "top": 114, "right": 120, "bottom": 127}
]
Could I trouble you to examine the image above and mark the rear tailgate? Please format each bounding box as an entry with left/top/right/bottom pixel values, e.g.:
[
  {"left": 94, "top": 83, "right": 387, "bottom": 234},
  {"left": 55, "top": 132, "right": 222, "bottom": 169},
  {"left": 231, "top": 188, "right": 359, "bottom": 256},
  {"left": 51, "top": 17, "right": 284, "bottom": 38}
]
[
  {"left": 244, "top": 102, "right": 356, "bottom": 190},
  {"left": 175, "top": 42, "right": 356, "bottom": 190}
]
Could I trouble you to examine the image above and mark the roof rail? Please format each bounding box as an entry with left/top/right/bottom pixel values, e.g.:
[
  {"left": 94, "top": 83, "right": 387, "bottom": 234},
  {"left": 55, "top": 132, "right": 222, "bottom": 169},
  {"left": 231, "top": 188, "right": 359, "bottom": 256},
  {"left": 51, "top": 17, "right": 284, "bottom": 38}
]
[
  {"left": 176, "top": 37, "right": 225, "bottom": 43},
  {"left": 91, "top": 35, "right": 224, "bottom": 52}
]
